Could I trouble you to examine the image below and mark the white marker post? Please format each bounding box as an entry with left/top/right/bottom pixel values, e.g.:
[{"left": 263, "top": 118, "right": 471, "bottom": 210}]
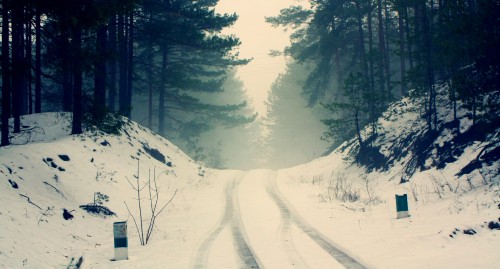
[{"left": 113, "top": 221, "right": 128, "bottom": 260}]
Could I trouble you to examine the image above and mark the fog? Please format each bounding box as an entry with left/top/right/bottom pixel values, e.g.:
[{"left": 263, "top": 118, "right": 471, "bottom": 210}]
[
  {"left": 129, "top": 0, "right": 330, "bottom": 170},
  {"left": 215, "top": 0, "right": 293, "bottom": 115}
]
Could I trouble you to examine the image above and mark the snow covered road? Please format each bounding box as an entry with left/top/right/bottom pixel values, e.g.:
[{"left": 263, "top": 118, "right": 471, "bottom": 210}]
[
  {"left": 193, "top": 170, "right": 368, "bottom": 269},
  {"left": 2, "top": 113, "right": 498, "bottom": 269},
  {"left": 192, "top": 177, "right": 260, "bottom": 269}
]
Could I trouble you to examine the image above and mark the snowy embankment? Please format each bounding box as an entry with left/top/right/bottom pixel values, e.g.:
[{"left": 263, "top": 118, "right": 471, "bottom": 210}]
[
  {"left": 0, "top": 87, "right": 499, "bottom": 269},
  {"left": 0, "top": 112, "right": 232, "bottom": 268},
  {"left": 278, "top": 92, "right": 499, "bottom": 268}
]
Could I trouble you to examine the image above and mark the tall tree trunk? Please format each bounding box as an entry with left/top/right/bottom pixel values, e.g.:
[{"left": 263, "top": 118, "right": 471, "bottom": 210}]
[
  {"left": 354, "top": 0, "right": 373, "bottom": 138},
  {"left": 71, "top": 23, "right": 83, "bottom": 135},
  {"left": 471, "top": 93, "right": 476, "bottom": 126},
  {"left": 62, "top": 32, "right": 72, "bottom": 112},
  {"left": 430, "top": 1, "right": 437, "bottom": 130},
  {"left": 450, "top": 80, "right": 457, "bottom": 122},
  {"left": 107, "top": 15, "right": 117, "bottom": 111},
  {"left": 11, "top": 2, "right": 24, "bottom": 133},
  {"left": 420, "top": 1, "right": 436, "bottom": 130},
  {"left": 158, "top": 50, "right": 168, "bottom": 136},
  {"left": 404, "top": 6, "right": 414, "bottom": 73},
  {"left": 355, "top": 0, "right": 368, "bottom": 78},
  {"left": 376, "top": 0, "right": 386, "bottom": 98},
  {"left": 118, "top": 11, "right": 131, "bottom": 117},
  {"left": 383, "top": 0, "right": 392, "bottom": 98},
  {"left": 436, "top": 0, "right": 445, "bottom": 81},
  {"left": 398, "top": 2, "right": 407, "bottom": 96},
  {"left": 118, "top": 13, "right": 128, "bottom": 117},
  {"left": 335, "top": 49, "right": 343, "bottom": 92},
  {"left": 94, "top": 24, "right": 107, "bottom": 122},
  {"left": 448, "top": 0, "right": 459, "bottom": 124},
  {"left": 1, "top": 2, "right": 11, "bottom": 146},
  {"left": 25, "top": 9, "right": 32, "bottom": 114},
  {"left": 355, "top": 110, "right": 363, "bottom": 146},
  {"left": 35, "top": 5, "right": 41, "bottom": 113},
  {"left": 147, "top": 13, "right": 154, "bottom": 130},
  {"left": 126, "top": 12, "right": 134, "bottom": 119},
  {"left": 331, "top": 14, "right": 343, "bottom": 91},
  {"left": 368, "top": 0, "right": 377, "bottom": 135}
]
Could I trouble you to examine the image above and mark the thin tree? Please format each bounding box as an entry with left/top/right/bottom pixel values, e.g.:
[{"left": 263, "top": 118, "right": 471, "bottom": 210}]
[
  {"left": 34, "top": 3, "right": 42, "bottom": 113},
  {"left": 158, "top": 50, "right": 167, "bottom": 136},
  {"left": 396, "top": 0, "right": 407, "bottom": 96},
  {"left": 71, "top": 15, "right": 83, "bottom": 135},
  {"left": 118, "top": 11, "right": 129, "bottom": 117},
  {"left": 93, "top": 23, "right": 107, "bottom": 122},
  {"left": 377, "top": 0, "right": 387, "bottom": 98},
  {"left": 126, "top": 12, "right": 134, "bottom": 119},
  {"left": 1, "top": 1, "right": 11, "bottom": 146},
  {"left": 107, "top": 15, "right": 117, "bottom": 112},
  {"left": 11, "top": 1, "right": 25, "bottom": 133},
  {"left": 24, "top": 5, "right": 33, "bottom": 114}
]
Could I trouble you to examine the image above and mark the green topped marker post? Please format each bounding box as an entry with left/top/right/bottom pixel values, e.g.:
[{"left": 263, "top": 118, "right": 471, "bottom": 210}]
[{"left": 395, "top": 194, "right": 409, "bottom": 219}]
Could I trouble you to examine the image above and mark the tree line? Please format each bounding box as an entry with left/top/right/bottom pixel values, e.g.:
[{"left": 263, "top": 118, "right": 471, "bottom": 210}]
[
  {"left": 1, "top": 0, "right": 254, "bottom": 147},
  {"left": 264, "top": 62, "right": 330, "bottom": 169},
  {"left": 268, "top": 0, "right": 499, "bottom": 147}
]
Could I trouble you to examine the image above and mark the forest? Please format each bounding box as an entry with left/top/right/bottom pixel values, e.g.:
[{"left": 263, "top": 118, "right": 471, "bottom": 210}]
[
  {"left": 0, "top": 0, "right": 499, "bottom": 169},
  {"left": 266, "top": 0, "right": 499, "bottom": 153},
  {"left": 0, "top": 0, "right": 256, "bottom": 164}
]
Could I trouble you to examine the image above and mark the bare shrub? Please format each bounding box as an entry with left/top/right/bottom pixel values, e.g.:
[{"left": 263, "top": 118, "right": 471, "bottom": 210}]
[
  {"left": 466, "top": 175, "right": 475, "bottom": 190},
  {"left": 430, "top": 174, "right": 445, "bottom": 199},
  {"left": 362, "top": 174, "right": 380, "bottom": 204},
  {"left": 409, "top": 179, "right": 419, "bottom": 202},
  {"left": 312, "top": 175, "right": 323, "bottom": 185},
  {"left": 321, "top": 172, "right": 360, "bottom": 203},
  {"left": 124, "top": 161, "right": 177, "bottom": 245}
]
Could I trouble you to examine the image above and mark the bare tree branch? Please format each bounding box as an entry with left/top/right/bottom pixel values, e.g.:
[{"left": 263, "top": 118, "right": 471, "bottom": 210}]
[
  {"left": 125, "top": 162, "right": 178, "bottom": 245},
  {"left": 124, "top": 201, "right": 144, "bottom": 246},
  {"left": 19, "top": 194, "right": 42, "bottom": 210}
]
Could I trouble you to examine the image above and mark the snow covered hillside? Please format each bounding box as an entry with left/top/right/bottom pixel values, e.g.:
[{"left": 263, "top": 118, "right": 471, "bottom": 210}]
[
  {"left": 279, "top": 89, "right": 500, "bottom": 268},
  {"left": 1, "top": 88, "right": 499, "bottom": 269},
  {"left": 0, "top": 113, "right": 219, "bottom": 268}
]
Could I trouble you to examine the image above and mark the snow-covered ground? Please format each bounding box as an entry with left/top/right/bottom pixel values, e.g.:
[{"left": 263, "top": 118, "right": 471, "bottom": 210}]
[{"left": 1, "top": 98, "right": 499, "bottom": 269}]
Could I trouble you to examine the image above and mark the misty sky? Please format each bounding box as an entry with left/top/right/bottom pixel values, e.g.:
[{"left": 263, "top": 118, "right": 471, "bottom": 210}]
[{"left": 216, "top": 0, "right": 294, "bottom": 115}]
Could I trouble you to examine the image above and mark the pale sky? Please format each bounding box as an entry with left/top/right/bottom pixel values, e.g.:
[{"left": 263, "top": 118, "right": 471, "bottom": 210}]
[{"left": 216, "top": 0, "right": 294, "bottom": 115}]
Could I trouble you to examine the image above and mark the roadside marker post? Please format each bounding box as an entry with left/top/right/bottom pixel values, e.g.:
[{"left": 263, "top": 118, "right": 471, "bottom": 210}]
[
  {"left": 113, "top": 221, "right": 128, "bottom": 261},
  {"left": 395, "top": 194, "right": 409, "bottom": 219}
]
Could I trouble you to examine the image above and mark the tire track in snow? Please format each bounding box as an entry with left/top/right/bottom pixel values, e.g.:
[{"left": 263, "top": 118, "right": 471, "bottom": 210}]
[
  {"left": 192, "top": 178, "right": 260, "bottom": 269},
  {"left": 257, "top": 171, "right": 308, "bottom": 268},
  {"left": 231, "top": 180, "right": 261, "bottom": 268},
  {"left": 276, "top": 199, "right": 309, "bottom": 268},
  {"left": 267, "top": 175, "right": 368, "bottom": 269}
]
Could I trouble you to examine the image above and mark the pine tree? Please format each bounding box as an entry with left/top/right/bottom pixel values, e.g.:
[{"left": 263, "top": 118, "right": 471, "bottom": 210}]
[
  {"left": 133, "top": 0, "right": 251, "bottom": 139},
  {"left": 322, "top": 72, "right": 369, "bottom": 147},
  {"left": 264, "top": 62, "right": 329, "bottom": 168}
]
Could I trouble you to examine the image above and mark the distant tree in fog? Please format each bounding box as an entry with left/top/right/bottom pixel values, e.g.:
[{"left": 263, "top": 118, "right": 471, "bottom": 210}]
[
  {"left": 268, "top": 0, "right": 500, "bottom": 149},
  {"left": 264, "top": 62, "right": 329, "bottom": 169}
]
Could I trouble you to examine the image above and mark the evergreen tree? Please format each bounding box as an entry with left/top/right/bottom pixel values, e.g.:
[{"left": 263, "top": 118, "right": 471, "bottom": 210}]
[
  {"left": 264, "top": 62, "right": 329, "bottom": 169},
  {"left": 196, "top": 70, "right": 261, "bottom": 169},
  {"left": 132, "top": 0, "right": 252, "bottom": 142},
  {"left": 322, "top": 72, "right": 369, "bottom": 147},
  {"left": 267, "top": 0, "right": 387, "bottom": 147},
  {"left": 269, "top": 0, "right": 499, "bottom": 150},
  {"left": 1, "top": 0, "right": 251, "bottom": 147}
]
